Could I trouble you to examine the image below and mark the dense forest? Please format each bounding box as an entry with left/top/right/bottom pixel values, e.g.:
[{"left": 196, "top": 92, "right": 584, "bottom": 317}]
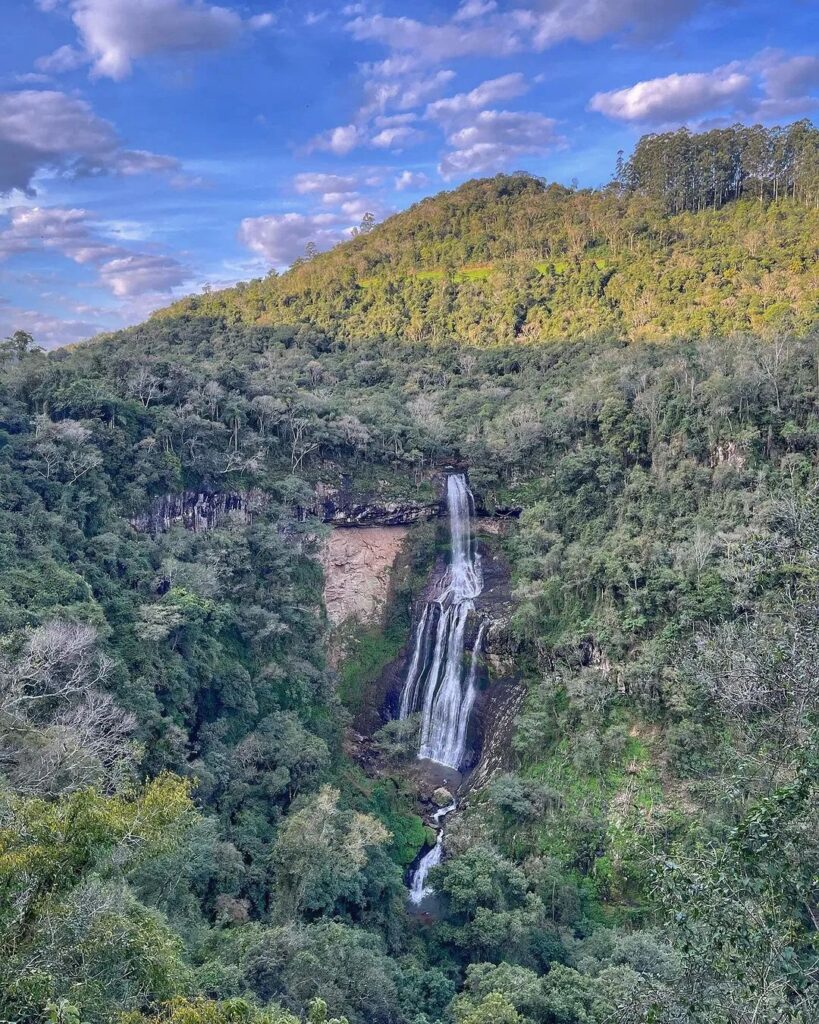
[
  {"left": 1, "top": 123, "right": 818, "bottom": 1024},
  {"left": 161, "top": 123, "right": 819, "bottom": 346}
]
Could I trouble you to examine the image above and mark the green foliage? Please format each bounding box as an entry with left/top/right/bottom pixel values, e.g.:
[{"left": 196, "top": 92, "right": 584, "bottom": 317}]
[
  {"left": 337, "top": 623, "right": 404, "bottom": 711},
  {"left": 0, "top": 778, "right": 196, "bottom": 1023},
  {"left": 160, "top": 125, "right": 819, "bottom": 346},
  {"left": 119, "top": 998, "right": 301, "bottom": 1024},
  {"left": 1, "top": 137, "right": 819, "bottom": 1020}
]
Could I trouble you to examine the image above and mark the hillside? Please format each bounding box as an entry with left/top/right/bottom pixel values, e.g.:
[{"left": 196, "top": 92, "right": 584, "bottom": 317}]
[
  {"left": 1, "top": 120, "right": 818, "bottom": 1024},
  {"left": 161, "top": 124, "right": 819, "bottom": 345}
]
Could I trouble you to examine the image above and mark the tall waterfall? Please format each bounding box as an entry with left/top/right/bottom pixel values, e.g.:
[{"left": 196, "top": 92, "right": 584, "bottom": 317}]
[{"left": 399, "top": 473, "right": 485, "bottom": 770}]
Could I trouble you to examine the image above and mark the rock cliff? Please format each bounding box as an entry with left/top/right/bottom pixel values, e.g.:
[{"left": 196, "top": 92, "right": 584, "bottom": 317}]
[{"left": 319, "top": 526, "right": 409, "bottom": 627}]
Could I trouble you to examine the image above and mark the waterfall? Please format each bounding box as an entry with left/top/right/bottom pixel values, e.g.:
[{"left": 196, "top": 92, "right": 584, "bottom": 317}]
[
  {"left": 408, "top": 801, "right": 457, "bottom": 905},
  {"left": 402, "top": 473, "right": 487, "bottom": 905},
  {"left": 399, "top": 473, "right": 485, "bottom": 770}
]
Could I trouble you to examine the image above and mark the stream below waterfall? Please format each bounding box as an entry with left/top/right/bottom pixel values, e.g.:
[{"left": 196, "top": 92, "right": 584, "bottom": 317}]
[{"left": 400, "top": 473, "right": 486, "bottom": 903}]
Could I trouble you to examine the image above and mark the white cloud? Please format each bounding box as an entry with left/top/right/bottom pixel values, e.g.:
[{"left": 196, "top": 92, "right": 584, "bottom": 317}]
[
  {"left": 0, "top": 206, "right": 114, "bottom": 263},
  {"left": 38, "top": 0, "right": 274, "bottom": 81},
  {"left": 35, "top": 44, "right": 88, "bottom": 74},
  {"left": 394, "top": 170, "right": 429, "bottom": 191},
  {"left": 370, "top": 126, "right": 422, "bottom": 149},
  {"left": 518, "top": 0, "right": 697, "bottom": 49},
  {"left": 347, "top": 13, "right": 521, "bottom": 68},
  {"left": 0, "top": 90, "right": 179, "bottom": 194},
  {"left": 309, "top": 116, "right": 423, "bottom": 154},
  {"left": 359, "top": 69, "right": 456, "bottom": 117},
  {"left": 293, "top": 172, "right": 360, "bottom": 196},
  {"left": 454, "top": 0, "right": 497, "bottom": 21},
  {"left": 309, "top": 123, "right": 365, "bottom": 155},
  {"left": 0, "top": 302, "right": 102, "bottom": 349},
  {"left": 396, "top": 71, "right": 456, "bottom": 110},
  {"left": 589, "top": 65, "right": 751, "bottom": 123},
  {"left": 439, "top": 108, "right": 560, "bottom": 178},
  {"left": 339, "top": 196, "right": 386, "bottom": 220},
  {"left": 238, "top": 212, "right": 348, "bottom": 265},
  {"left": 238, "top": 194, "right": 392, "bottom": 265},
  {"left": 0, "top": 205, "right": 189, "bottom": 297},
  {"left": 347, "top": 1, "right": 699, "bottom": 73},
  {"left": 426, "top": 73, "right": 528, "bottom": 122},
  {"left": 99, "top": 253, "right": 187, "bottom": 296},
  {"left": 589, "top": 52, "right": 819, "bottom": 126}
]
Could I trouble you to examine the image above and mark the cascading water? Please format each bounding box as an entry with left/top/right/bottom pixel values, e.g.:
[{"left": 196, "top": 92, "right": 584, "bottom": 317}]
[
  {"left": 401, "top": 473, "right": 487, "bottom": 903},
  {"left": 408, "top": 800, "right": 456, "bottom": 905},
  {"left": 399, "top": 473, "right": 485, "bottom": 769}
]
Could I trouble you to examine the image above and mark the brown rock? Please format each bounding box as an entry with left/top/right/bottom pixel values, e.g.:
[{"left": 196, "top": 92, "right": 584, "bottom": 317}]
[
  {"left": 319, "top": 526, "right": 408, "bottom": 628},
  {"left": 432, "top": 786, "right": 454, "bottom": 807}
]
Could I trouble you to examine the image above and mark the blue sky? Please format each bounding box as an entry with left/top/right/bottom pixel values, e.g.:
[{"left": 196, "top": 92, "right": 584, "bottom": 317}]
[{"left": 1, "top": 0, "right": 817, "bottom": 347}]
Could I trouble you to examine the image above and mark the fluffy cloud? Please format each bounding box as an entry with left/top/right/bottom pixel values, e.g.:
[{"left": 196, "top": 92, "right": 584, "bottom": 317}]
[
  {"left": 309, "top": 116, "right": 423, "bottom": 155},
  {"left": 238, "top": 212, "right": 348, "bottom": 265},
  {"left": 370, "top": 115, "right": 424, "bottom": 150},
  {"left": 347, "top": 1, "right": 699, "bottom": 72},
  {"left": 0, "top": 205, "right": 188, "bottom": 296},
  {"left": 0, "top": 90, "right": 179, "bottom": 194},
  {"left": 590, "top": 52, "right": 819, "bottom": 125},
  {"left": 589, "top": 66, "right": 751, "bottom": 123},
  {"left": 238, "top": 191, "right": 392, "bottom": 266},
  {"left": 38, "top": 0, "right": 274, "bottom": 80},
  {"left": 394, "top": 170, "right": 430, "bottom": 191},
  {"left": 0, "top": 206, "right": 115, "bottom": 263},
  {"left": 426, "top": 73, "right": 528, "bottom": 122},
  {"left": 293, "top": 172, "right": 360, "bottom": 197},
  {"left": 360, "top": 69, "right": 456, "bottom": 117},
  {"left": 309, "top": 123, "right": 365, "bottom": 155},
  {"left": 0, "top": 302, "right": 102, "bottom": 349},
  {"left": 98, "top": 253, "right": 187, "bottom": 296},
  {"left": 439, "top": 109, "right": 560, "bottom": 178}
]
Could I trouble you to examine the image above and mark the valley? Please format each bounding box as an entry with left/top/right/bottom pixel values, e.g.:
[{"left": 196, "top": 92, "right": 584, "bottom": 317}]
[{"left": 0, "top": 124, "right": 818, "bottom": 1024}]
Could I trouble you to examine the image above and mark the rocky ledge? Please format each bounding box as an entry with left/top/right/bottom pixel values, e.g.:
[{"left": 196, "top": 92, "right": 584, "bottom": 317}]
[
  {"left": 130, "top": 482, "right": 518, "bottom": 534},
  {"left": 317, "top": 497, "right": 442, "bottom": 527},
  {"left": 129, "top": 490, "right": 266, "bottom": 533}
]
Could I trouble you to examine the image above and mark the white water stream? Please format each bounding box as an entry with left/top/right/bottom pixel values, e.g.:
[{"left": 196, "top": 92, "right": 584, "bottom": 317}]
[
  {"left": 399, "top": 473, "right": 485, "bottom": 769},
  {"left": 408, "top": 800, "right": 457, "bottom": 905},
  {"left": 401, "top": 473, "right": 486, "bottom": 902}
]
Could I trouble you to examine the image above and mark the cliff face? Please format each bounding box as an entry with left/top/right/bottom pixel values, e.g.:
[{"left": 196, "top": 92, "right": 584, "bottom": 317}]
[
  {"left": 129, "top": 490, "right": 266, "bottom": 533},
  {"left": 131, "top": 487, "right": 443, "bottom": 534},
  {"left": 319, "top": 526, "right": 409, "bottom": 628},
  {"left": 319, "top": 498, "right": 440, "bottom": 526}
]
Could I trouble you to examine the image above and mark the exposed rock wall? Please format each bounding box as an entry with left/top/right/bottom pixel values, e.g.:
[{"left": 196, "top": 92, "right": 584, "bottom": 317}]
[
  {"left": 131, "top": 487, "right": 442, "bottom": 534},
  {"left": 319, "top": 526, "right": 409, "bottom": 627},
  {"left": 129, "top": 490, "right": 266, "bottom": 533},
  {"left": 318, "top": 499, "right": 441, "bottom": 526}
]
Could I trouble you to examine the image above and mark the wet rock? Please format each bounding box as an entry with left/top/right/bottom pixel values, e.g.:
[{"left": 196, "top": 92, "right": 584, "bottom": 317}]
[
  {"left": 130, "top": 490, "right": 265, "bottom": 534},
  {"left": 318, "top": 498, "right": 442, "bottom": 527},
  {"left": 432, "top": 786, "right": 454, "bottom": 806}
]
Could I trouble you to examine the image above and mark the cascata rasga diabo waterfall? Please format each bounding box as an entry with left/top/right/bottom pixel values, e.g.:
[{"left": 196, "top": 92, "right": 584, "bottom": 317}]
[{"left": 400, "top": 473, "right": 486, "bottom": 903}]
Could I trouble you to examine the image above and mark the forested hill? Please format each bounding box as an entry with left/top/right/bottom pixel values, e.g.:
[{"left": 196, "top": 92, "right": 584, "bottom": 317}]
[
  {"left": 2, "top": 119, "right": 819, "bottom": 1024},
  {"left": 160, "top": 122, "right": 819, "bottom": 345}
]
